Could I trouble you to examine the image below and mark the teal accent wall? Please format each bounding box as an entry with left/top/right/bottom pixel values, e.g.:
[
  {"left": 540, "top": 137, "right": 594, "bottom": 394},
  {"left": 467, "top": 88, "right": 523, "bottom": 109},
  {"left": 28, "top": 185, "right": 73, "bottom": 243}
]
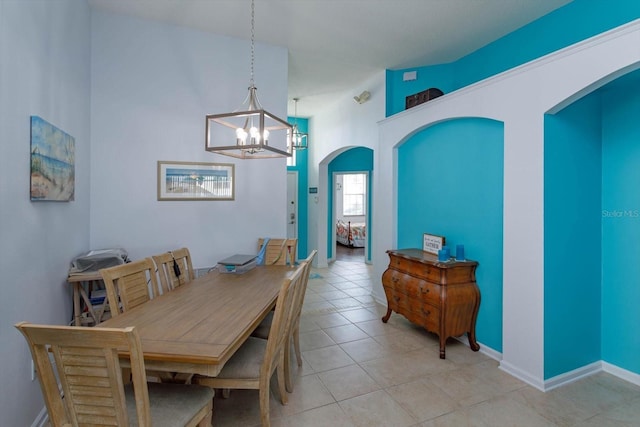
[
  {"left": 543, "top": 93, "right": 602, "bottom": 379},
  {"left": 397, "top": 118, "right": 504, "bottom": 351},
  {"left": 287, "top": 116, "right": 309, "bottom": 259},
  {"left": 601, "top": 76, "right": 640, "bottom": 374},
  {"left": 327, "top": 147, "right": 374, "bottom": 261},
  {"left": 386, "top": 0, "right": 640, "bottom": 116}
]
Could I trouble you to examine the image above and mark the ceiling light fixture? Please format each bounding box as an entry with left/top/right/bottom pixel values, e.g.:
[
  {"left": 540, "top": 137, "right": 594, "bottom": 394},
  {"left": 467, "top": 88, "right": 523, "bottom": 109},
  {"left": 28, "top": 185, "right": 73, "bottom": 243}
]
[
  {"left": 205, "top": 0, "right": 292, "bottom": 159},
  {"left": 290, "top": 98, "right": 308, "bottom": 150},
  {"left": 353, "top": 90, "right": 371, "bottom": 104}
]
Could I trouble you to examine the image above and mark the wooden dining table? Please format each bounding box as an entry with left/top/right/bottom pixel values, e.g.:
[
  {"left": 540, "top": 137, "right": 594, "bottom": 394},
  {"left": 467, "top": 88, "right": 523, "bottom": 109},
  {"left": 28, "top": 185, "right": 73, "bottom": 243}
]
[{"left": 99, "top": 264, "right": 297, "bottom": 377}]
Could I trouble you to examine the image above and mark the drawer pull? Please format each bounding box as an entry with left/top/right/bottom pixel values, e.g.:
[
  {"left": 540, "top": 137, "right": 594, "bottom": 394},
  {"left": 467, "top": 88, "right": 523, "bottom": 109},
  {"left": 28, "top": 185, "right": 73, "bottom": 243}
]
[
  {"left": 422, "top": 308, "right": 431, "bottom": 316},
  {"left": 391, "top": 277, "right": 399, "bottom": 284},
  {"left": 422, "top": 288, "right": 429, "bottom": 293}
]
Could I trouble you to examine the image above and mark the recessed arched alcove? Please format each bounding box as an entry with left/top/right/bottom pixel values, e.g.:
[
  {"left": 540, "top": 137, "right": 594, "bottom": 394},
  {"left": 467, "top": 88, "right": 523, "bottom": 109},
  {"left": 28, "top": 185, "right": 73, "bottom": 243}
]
[
  {"left": 397, "top": 117, "right": 504, "bottom": 352},
  {"left": 543, "top": 67, "right": 640, "bottom": 380}
]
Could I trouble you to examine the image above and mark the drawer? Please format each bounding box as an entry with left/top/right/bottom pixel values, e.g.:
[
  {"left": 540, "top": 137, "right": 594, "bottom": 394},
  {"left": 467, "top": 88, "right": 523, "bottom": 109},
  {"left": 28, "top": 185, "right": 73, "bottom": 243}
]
[
  {"left": 405, "top": 303, "right": 440, "bottom": 332},
  {"left": 389, "top": 256, "right": 442, "bottom": 282},
  {"left": 384, "top": 270, "right": 440, "bottom": 305}
]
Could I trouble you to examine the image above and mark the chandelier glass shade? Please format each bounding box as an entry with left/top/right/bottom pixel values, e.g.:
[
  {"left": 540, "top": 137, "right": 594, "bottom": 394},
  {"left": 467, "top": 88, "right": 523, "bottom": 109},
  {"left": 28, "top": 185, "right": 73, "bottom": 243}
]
[
  {"left": 205, "top": 0, "right": 292, "bottom": 159},
  {"left": 290, "top": 98, "right": 308, "bottom": 150}
]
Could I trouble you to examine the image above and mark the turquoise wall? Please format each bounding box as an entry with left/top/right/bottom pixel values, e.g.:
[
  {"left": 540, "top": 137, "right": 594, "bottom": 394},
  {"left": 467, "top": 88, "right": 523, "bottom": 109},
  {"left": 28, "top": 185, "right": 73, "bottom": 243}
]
[
  {"left": 386, "top": 0, "right": 640, "bottom": 116},
  {"left": 287, "top": 116, "right": 309, "bottom": 259},
  {"left": 327, "top": 147, "right": 374, "bottom": 261},
  {"left": 397, "top": 118, "right": 504, "bottom": 351},
  {"left": 543, "top": 93, "right": 602, "bottom": 379},
  {"left": 601, "top": 76, "right": 640, "bottom": 374}
]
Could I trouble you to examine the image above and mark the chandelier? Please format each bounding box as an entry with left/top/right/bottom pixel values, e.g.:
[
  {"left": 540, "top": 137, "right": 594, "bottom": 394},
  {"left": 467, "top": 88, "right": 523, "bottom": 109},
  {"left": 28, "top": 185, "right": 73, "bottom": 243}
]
[
  {"left": 205, "top": 0, "right": 292, "bottom": 159},
  {"left": 290, "top": 98, "right": 308, "bottom": 150}
]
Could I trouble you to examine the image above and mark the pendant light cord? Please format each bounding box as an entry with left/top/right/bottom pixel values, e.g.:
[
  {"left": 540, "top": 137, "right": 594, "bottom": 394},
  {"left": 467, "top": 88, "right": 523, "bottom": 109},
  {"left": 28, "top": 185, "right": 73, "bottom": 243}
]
[{"left": 250, "top": 0, "right": 255, "bottom": 89}]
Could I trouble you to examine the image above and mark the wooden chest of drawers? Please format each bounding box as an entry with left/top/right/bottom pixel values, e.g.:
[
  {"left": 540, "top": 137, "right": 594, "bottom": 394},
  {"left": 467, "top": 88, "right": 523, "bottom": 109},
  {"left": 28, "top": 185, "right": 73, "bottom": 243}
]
[{"left": 381, "top": 248, "right": 480, "bottom": 359}]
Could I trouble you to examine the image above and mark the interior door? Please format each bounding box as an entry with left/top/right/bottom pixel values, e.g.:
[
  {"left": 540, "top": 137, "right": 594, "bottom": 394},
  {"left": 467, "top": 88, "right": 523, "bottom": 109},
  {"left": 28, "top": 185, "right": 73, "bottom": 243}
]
[{"left": 286, "top": 171, "right": 298, "bottom": 239}]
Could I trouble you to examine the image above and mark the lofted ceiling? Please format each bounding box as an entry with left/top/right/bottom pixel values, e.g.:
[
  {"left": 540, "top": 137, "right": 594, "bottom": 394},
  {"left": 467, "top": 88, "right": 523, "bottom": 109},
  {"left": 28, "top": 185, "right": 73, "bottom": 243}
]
[{"left": 88, "top": 0, "right": 572, "bottom": 117}]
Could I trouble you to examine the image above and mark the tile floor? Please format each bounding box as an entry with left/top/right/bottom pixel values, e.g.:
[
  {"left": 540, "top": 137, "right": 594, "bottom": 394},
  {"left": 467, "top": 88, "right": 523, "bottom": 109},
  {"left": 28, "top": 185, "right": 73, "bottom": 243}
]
[{"left": 211, "top": 259, "right": 640, "bottom": 427}]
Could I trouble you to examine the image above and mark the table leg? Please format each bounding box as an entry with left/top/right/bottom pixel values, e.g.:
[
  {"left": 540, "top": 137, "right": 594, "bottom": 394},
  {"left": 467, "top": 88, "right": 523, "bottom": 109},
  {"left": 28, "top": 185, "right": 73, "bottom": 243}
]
[{"left": 73, "top": 284, "right": 81, "bottom": 326}]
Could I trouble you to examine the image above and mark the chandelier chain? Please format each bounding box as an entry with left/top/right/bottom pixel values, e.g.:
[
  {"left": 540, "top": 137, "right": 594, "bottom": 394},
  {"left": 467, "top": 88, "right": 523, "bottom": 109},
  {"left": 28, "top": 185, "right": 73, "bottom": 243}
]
[{"left": 250, "top": 0, "right": 255, "bottom": 88}]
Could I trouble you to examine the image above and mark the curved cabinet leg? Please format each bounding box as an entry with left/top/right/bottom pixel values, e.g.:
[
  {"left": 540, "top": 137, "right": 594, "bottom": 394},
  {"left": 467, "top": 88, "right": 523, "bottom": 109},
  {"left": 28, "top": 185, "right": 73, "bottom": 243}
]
[
  {"left": 468, "top": 331, "right": 480, "bottom": 352},
  {"left": 381, "top": 307, "right": 392, "bottom": 323},
  {"left": 439, "top": 336, "right": 446, "bottom": 359}
]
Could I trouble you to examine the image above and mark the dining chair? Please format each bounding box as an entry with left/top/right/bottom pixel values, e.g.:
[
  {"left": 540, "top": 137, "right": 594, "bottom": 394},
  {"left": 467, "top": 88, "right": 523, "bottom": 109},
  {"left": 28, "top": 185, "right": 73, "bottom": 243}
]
[
  {"left": 257, "top": 238, "right": 298, "bottom": 266},
  {"left": 152, "top": 247, "right": 195, "bottom": 293},
  {"left": 15, "top": 322, "right": 214, "bottom": 427},
  {"left": 100, "top": 257, "right": 160, "bottom": 317},
  {"left": 251, "top": 250, "right": 317, "bottom": 392},
  {"left": 193, "top": 262, "right": 306, "bottom": 427}
]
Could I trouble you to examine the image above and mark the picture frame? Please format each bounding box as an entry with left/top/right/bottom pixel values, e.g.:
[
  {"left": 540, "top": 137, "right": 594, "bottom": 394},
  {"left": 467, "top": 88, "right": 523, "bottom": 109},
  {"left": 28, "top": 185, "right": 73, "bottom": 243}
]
[
  {"left": 157, "top": 161, "right": 234, "bottom": 201},
  {"left": 30, "top": 116, "right": 75, "bottom": 202},
  {"left": 423, "top": 233, "right": 445, "bottom": 254}
]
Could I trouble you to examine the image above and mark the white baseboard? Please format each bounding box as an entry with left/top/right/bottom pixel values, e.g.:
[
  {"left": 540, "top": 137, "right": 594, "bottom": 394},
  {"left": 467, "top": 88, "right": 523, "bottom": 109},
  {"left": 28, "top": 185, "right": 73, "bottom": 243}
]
[
  {"left": 31, "top": 406, "right": 47, "bottom": 427},
  {"left": 542, "top": 361, "right": 602, "bottom": 391},
  {"left": 602, "top": 361, "right": 640, "bottom": 387},
  {"left": 499, "top": 360, "right": 546, "bottom": 391}
]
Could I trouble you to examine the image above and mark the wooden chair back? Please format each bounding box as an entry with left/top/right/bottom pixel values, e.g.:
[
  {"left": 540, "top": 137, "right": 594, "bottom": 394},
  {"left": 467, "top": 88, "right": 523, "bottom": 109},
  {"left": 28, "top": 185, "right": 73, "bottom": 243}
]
[
  {"left": 152, "top": 248, "right": 195, "bottom": 293},
  {"left": 260, "top": 261, "right": 305, "bottom": 384},
  {"left": 258, "top": 238, "right": 298, "bottom": 266},
  {"left": 15, "top": 322, "right": 152, "bottom": 426},
  {"left": 100, "top": 258, "right": 160, "bottom": 317}
]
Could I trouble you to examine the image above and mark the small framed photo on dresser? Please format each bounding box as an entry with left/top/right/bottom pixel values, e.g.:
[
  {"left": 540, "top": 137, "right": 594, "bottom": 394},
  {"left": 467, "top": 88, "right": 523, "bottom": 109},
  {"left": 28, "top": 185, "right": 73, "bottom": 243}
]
[{"left": 423, "top": 233, "right": 445, "bottom": 255}]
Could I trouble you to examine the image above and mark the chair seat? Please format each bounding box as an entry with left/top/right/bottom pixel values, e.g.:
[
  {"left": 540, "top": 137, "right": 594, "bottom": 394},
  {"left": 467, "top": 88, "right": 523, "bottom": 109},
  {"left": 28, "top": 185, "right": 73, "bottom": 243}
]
[
  {"left": 216, "top": 337, "right": 267, "bottom": 379},
  {"left": 125, "top": 382, "right": 214, "bottom": 427},
  {"left": 252, "top": 312, "right": 273, "bottom": 339}
]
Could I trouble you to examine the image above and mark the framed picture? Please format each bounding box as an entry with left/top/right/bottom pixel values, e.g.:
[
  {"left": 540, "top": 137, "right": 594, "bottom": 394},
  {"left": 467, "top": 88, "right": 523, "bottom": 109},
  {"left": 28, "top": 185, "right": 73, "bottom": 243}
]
[
  {"left": 423, "top": 233, "right": 445, "bottom": 255},
  {"left": 30, "top": 116, "right": 75, "bottom": 201},
  {"left": 157, "top": 161, "right": 234, "bottom": 201}
]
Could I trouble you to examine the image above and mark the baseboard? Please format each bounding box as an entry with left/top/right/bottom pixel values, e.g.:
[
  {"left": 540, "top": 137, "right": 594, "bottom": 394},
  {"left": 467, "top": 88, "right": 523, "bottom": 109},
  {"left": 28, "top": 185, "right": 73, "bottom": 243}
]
[
  {"left": 31, "top": 406, "right": 48, "bottom": 427},
  {"left": 602, "top": 361, "right": 640, "bottom": 387},
  {"left": 453, "top": 335, "right": 502, "bottom": 362},
  {"left": 542, "top": 361, "right": 602, "bottom": 392},
  {"left": 499, "top": 360, "right": 546, "bottom": 391}
]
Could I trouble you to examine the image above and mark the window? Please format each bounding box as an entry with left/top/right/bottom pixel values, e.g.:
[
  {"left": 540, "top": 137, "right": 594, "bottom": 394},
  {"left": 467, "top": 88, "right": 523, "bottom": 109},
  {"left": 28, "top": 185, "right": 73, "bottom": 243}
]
[{"left": 342, "top": 173, "right": 366, "bottom": 216}]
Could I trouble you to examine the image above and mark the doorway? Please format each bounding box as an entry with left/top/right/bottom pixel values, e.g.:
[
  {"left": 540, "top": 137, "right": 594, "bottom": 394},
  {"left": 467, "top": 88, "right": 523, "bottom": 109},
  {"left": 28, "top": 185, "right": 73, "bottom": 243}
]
[{"left": 334, "top": 172, "right": 368, "bottom": 263}]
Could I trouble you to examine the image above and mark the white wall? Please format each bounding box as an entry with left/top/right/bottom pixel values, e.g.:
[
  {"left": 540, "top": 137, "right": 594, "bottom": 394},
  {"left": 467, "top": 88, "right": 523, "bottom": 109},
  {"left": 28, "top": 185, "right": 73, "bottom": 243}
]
[
  {"left": 375, "top": 20, "right": 640, "bottom": 390},
  {"left": 0, "top": 1, "right": 92, "bottom": 425},
  {"left": 90, "top": 11, "right": 290, "bottom": 268},
  {"left": 308, "top": 72, "right": 385, "bottom": 267}
]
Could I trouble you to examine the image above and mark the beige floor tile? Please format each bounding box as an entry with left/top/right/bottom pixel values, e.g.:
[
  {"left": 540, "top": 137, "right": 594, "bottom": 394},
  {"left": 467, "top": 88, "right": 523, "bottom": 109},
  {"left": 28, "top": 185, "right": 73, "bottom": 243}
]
[
  {"left": 550, "top": 373, "right": 636, "bottom": 413},
  {"left": 509, "top": 385, "right": 599, "bottom": 426},
  {"left": 302, "top": 345, "right": 356, "bottom": 373},
  {"left": 418, "top": 406, "right": 489, "bottom": 427},
  {"left": 340, "top": 337, "right": 394, "bottom": 363},
  {"left": 428, "top": 365, "right": 501, "bottom": 407},
  {"left": 318, "top": 364, "right": 381, "bottom": 401},
  {"left": 387, "top": 378, "right": 459, "bottom": 422},
  {"left": 302, "top": 300, "right": 340, "bottom": 315},
  {"left": 331, "top": 297, "right": 365, "bottom": 309},
  {"left": 576, "top": 395, "right": 640, "bottom": 427},
  {"left": 297, "top": 316, "right": 321, "bottom": 333},
  {"left": 372, "top": 330, "right": 432, "bottom": 352},
  {"left": 299, "top": 329, "right": 336, "bottom": 351},
  {"left": 330, "top": 281, "right": 364, "bottom": 290},
  {"left": 271, "top": 403, "right": 356, "bottom": 427},
  {"left": 309, "top": 312, "right": 351, "bottom": 328},
  {"left": 278, "top": 374, "right": 336, "bottom": 416},
  {"left": 324, "top": 324, "right": 370, "bottom": 344},
  {"left": 339, "top": 308, "right": 381, "bottom": 323},
  {"left": 467, "top": 394, "right": 557, "bottom": 427},
  {"left": 354, "top": 319, "right": 399, "bottom": 337},
  {"left": 341, "top": 287, "right": 373, "bottom": 297},
  {"left": 317, "top": 289, "right": 351, "bottom": 300},
  {"left": 339, "top": 390, "right": 418, "bottom": 427}
]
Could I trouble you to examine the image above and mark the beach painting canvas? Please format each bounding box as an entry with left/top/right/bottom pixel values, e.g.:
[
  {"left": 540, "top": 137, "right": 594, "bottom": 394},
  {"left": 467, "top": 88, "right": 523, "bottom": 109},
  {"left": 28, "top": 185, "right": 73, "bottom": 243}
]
[
  {"left": 30, "top": 116, "right": 75, "bottom": 201},
  {"left": 157, "top": 161, "right": 234, "bottom": 201}
]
